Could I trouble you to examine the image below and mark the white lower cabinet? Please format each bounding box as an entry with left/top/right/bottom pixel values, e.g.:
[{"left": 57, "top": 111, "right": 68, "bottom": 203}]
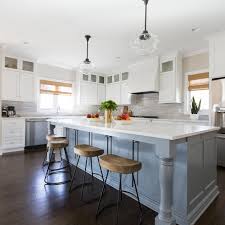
[
  {"left": 1, "top": 69, "right": 34, "bottom": 102},
  {"left": 1, "top": 118, "right": 25, "bottom": 152}
]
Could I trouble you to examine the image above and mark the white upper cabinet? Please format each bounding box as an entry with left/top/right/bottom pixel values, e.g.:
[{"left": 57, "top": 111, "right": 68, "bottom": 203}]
[
  {"left": 128, "top": 56, "right": 159, "bottom": 94},
  {"left": 105, "top": 72, "right": 131, "bottom": 105},
  {"left": 106, "top": 82, "right": 121, "bottom": 103},
  {"left": 77, "top": 72, "right": 105, "bottom": 105},
  {"left": 209, "top": 32, "right": 225, "bottom": 79},
  {"left": 120, "top": 81, "right": 131, "bottom": 105},
  {"left": 20, "top": 72, "right": 34, "bottom": 102},
  {"left": 98, "top": 84, "right": 106, "bottom": 104},
  {"left": 80, "top": 82, "right": 98, "bottom": 105},
  {"left": 159, "top": 52, "right": 182, "bottom": 103},
  {"left": 2, "top": 70, "right": 20, "bottom": 101},
  {"left": 1, "top": 56, "right": 35, "bottom": 102}
]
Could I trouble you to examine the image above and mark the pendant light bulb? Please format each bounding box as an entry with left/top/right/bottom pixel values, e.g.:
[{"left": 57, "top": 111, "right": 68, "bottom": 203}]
[{"left": 131, "top": 0, "right": 159, "bottom": 55}]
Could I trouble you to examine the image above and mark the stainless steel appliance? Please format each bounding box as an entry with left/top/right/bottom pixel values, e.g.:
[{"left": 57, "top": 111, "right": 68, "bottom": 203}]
[
  {"left": 25, "top": 118, "right": 48, "bottom": 148},
  {"left": 212, "top": 77, "right": 225, "bottom": 132}
]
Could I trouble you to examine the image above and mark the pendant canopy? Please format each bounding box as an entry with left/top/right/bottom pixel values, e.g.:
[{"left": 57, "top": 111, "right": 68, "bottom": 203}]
[
  {"left": 79, "top": 35, "right": 95, "bottom": 72},
  {"left": 131, "top": 0, "right": 159, "bottom": 55}
]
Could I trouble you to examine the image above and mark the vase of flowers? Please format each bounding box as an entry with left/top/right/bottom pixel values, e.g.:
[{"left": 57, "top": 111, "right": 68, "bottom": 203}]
[
  {"left": 190, "top": 97, "right": 201, "bottom": 120},
  {"left": 100, "top": 100, "right": 118, "bottom": 123}
]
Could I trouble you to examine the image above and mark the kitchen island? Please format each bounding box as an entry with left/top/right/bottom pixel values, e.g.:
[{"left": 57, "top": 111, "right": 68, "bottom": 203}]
[{"left": 48, "top": 117, "right": 219, "bottom": 225}]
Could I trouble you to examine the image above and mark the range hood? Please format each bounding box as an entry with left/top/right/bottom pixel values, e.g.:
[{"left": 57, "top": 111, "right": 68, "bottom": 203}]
[{"left": 128, "top": 56, "right": 159, "bottom": 94}]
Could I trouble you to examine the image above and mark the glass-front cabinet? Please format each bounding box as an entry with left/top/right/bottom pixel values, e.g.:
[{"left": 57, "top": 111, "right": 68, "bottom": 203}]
[
  {"left": 22, "top": 60, "right": 34, "bottom": 72},
  {"left": 160, "top": 59, "right": 175, "bottom": 73},
  {"left": 4, "top": 57, "right": 18, "bottom": 69},
  {"left": 4, "top": 56, "right": 35, "bottom": 73}
]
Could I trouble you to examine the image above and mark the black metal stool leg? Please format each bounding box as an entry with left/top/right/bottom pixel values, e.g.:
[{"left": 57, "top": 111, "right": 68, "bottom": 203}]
[
  {"left": 90, "top": 157, "right": 94, "bottom": 183},
  {"left": 42, "top": 151, "right": 48, "bottom": 167},
  {"left": 132, "top": 173, "right": 143, "bottom": 224},
  {"left": 69, "top": 155, "right": 80, "bottom": 192},
  {"left": 80, "top": 157, "right": 88, "bottom": 200},
  {"left": 44, "top": 149, "right": 53, "bottom": 183},
  {"left": 116, "top": 173, "right": 122, "bottom": 225},
  {"left": 64, "top": 147, "right": 72, "bottom": 178},
  {"left": 96, "top": 170, "right": 109, "bottom": 216},
  {"left": 97, "top": 156, "right": 104, "bottom": 182}
]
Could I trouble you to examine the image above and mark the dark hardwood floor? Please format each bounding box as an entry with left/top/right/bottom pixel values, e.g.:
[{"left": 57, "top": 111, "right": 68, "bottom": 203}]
[{"left": 0, "top": 151, "right": 225, "bottom": 225}]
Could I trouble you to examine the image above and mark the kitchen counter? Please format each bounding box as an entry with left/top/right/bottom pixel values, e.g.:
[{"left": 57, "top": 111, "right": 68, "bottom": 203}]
[
  {"left": 48, "top": 117, "right": 219, "bottom": 225},
  {"left": 48, "top": 117, "right": 217, "bottom": 140}
]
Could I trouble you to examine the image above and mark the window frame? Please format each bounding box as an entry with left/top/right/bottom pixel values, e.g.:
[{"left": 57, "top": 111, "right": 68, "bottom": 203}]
[
  {"left": 37, "top": 77, "right": 74, "bottom": 113},
  {"left": 184, "top": 69, "right": 209, "bottom": 115}
]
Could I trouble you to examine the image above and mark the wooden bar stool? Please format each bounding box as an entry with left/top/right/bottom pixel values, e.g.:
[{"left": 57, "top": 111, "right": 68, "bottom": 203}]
[
  {"left": 69, "top": 144, "right": 105, "bottom": 201},
  {"left": 44, "top": 138, "right": 72, "bottom": 185},
  {"left": 96, "top": 154, "right": 143, "bottom": 225},
  {"left": 42, "top": 134, "right": 66, "bottom": 167}
]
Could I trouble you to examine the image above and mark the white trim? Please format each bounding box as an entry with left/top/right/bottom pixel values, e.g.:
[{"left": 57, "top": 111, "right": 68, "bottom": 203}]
[
  {"left": 183, "top": 69, "right": 209, "bottom": 115},
  {"left": 183, "top": 49, "right": 209, "bottom": 58}
]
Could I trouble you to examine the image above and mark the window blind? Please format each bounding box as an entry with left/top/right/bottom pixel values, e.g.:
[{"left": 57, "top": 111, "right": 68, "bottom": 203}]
[
  {"left": 188, "top": 73, "right": 209, "bottom": 91},
  {"left": 40, "top": 80, "right": 72, "bottom": 96}
]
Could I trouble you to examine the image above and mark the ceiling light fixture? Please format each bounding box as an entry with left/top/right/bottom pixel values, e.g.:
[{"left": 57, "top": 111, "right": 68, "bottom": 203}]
[
  {"left": 79, "top": 35, "right": 95, "bottom": 72},
  {"left": 131, "top": 0, "right": 159, "bottom": 55}
]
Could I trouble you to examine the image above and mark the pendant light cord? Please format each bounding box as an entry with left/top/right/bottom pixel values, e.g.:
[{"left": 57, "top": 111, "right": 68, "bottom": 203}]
[{"left": 144, "top": 0, "right": 149, "bottom": 32}]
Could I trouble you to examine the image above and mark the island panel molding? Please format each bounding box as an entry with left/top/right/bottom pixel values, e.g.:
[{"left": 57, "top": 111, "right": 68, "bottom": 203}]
[{"left": 48, "top": 118, "right": 219, "bottom": 225}]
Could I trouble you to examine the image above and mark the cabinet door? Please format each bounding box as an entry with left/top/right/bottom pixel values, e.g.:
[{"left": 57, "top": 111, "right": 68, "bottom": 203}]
[
  {"left": 120, "top": 81, "right": 131, "bottom": 105},
  {"left": 106, "top": 83, "right": 121, "bottom": 104},
  {"left": 211, "top": 36, "right": 225, "bottom": 78},
  {"left": 2, "top": 70, "right": 20, "bottom": 101},
  {"left": 20, "top": 72, "right": 34, "bottom": 102},
  {"left": 80, "top": 82, "right": 98, "bottom": 105},
  {"left": 159, "top": 72, "right": 176, "bottom": 103},
  {"left": 97, "top": 85, "right": 106, "bottom": 104}
]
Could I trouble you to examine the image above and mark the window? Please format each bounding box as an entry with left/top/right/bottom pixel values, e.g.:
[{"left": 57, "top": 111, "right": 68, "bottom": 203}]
[
  {"left": 39, "top": 79, "right": 73, "bottom": 112},
  {"left": 188, "top": 72, "right": 209, "bottom": 112}
]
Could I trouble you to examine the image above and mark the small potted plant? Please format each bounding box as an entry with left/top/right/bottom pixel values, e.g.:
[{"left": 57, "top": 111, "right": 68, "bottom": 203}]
[
  {"left": 190, "top": 97, "right": 201, "bottom": 120},
  {"left": 100, "top": 100, "right": 118, "bottom": 123}
]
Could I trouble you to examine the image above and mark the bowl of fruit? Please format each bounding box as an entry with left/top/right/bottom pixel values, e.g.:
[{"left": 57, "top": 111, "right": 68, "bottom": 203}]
[
  {"left": 86, "top": 113, "right": 101, "bottom": 122},
  {"left": 114, "top": 113, "right": 132, "bottom": 125}
]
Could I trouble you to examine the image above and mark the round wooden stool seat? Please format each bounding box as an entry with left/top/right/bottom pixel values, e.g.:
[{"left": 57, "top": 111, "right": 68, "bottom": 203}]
[
  {"left": 99, "top": 154, "right": 142, "bottom": 174},
  {"left": 48, "top": 139, "right": 69, "bottom": 149},
  {"left": 74, "top": 144, "right": 104, "bottom": 157},
  {"left": 46, "top": 134, "right": 66, "bottom": 142}
]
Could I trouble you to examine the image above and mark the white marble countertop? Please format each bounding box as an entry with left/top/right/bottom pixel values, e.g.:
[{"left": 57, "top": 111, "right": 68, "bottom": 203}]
[{"left": 48, "top": 117, "right": 219, "bottom": 140}]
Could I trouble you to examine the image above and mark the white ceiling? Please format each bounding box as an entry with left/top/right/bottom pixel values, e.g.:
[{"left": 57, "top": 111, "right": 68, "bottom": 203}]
[{"left": 0, "top": 0, "right": 225, "bottom": 72}]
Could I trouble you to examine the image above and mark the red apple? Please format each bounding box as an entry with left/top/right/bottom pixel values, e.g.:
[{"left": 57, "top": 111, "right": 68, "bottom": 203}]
[{"left": 87, "top": 114, "right": 92, "bottom": 118}]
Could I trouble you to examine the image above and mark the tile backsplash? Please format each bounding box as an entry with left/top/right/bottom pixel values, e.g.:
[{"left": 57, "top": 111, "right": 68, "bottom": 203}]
[
  {"left": 2, "top": 100, "right": 37, "bottom": 114},
  {"left": 2, "top": 93, "right": 197, "bottom": 120},
  {"left": 126, "top": 93, "right": 188, "bottom": 119}
]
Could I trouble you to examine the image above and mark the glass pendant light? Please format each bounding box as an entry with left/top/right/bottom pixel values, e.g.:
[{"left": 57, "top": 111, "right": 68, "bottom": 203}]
[
  {"left": 79, "top": 35, "right": 95, "bottom": 72},
  {"left": 131, "top": 0, "right": 159, "bottom": 55}
]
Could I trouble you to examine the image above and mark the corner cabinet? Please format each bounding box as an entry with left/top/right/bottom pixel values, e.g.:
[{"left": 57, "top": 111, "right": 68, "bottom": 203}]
[
  {"left": 1, "top": 56, "right": 35, "bottom": 102},
  {"left": 159, "top": 52, "right": 183, "bottom": 103}
]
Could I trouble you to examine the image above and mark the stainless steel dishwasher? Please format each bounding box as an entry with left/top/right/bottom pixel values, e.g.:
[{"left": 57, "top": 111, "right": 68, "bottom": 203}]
[{"left": 25, "top": 118, "right": 48, "bottom": 147}]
